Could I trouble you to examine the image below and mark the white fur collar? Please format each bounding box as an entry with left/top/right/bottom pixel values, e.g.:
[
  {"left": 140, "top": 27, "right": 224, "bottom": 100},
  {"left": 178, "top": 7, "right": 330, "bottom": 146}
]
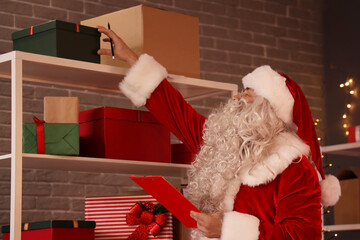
[{"left": 223, "top": 132, "right": 309, "bottom": 212}]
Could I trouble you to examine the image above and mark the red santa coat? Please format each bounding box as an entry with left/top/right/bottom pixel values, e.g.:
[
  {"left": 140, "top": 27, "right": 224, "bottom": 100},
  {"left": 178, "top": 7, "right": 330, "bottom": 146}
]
[{"left": 120, "top": 54, "right": 323, "bottom": 240}]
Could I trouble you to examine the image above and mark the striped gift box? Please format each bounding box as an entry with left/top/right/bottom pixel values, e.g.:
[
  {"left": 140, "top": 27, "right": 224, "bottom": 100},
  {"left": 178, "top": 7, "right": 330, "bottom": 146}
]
[{"left": 85, "top": 195, "right": 173, "bottom": 240}]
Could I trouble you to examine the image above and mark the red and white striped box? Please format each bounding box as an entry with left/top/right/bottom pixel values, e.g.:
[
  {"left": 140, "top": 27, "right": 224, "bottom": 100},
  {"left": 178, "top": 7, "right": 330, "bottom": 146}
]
[
  {"left": 348, "top": 125, "right": 360, "bottom": 143},
  {"left": 85, "top": 195, "right": 173, "bottom": 240}
]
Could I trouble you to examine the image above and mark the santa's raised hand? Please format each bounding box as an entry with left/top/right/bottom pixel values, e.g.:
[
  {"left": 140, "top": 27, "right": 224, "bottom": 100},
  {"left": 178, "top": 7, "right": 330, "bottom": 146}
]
[{"left": 97, "top": 26, "right": 138, "bottom": 66}]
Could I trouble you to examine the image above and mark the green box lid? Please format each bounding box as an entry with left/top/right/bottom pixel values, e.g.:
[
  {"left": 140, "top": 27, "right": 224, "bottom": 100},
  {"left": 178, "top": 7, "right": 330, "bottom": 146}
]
[
  {"left": 1, "top": 220, "right": 96, "bottom": 233},
  {"left": 12, "top": 20, "right": 100, "bottom": 40}
]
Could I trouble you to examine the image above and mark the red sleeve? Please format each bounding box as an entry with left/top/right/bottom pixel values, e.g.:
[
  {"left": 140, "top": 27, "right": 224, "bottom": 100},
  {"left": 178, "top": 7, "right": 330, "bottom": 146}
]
[
  {"left": 145, "top": 79, "right": 207, "bottom": 154},
  {"left": 259, "top": 159, "right": 322, "bottom": 240}
]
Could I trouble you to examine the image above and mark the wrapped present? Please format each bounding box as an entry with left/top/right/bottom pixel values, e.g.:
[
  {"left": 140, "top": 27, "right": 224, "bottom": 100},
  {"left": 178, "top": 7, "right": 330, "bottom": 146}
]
[
  {"left": 79, "top": 107, "right": 170, "bottom": 162},
  {"left": 1, "top": 220, "right": 95, "bottom": 240},
  {"left": 171, "top": 144, "right": 196, "bottom": 164},
  {"left": 12, "top": 20, "right": 100, "bottom": 63},
  {"left": 23, "top": 117, "right": 79, "bottom": 155},
  {"left": 81, "top": 4, "right": 200, "bottom": 78},
  {"left": 44, "top": 96, "right": 79, "bottom": 123},
  {"left": 85, "top": 195, "right": 173, "bottom": 239},
  {"left": 348, "top": 125, "right": 360, "bottom": 142}
]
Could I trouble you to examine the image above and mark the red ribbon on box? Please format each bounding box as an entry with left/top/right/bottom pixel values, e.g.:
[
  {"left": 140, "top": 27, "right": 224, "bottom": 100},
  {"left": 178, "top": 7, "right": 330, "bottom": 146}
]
[
  {"left": 126, "top": 201, "right": 167, "bottom": 240},
  {"left": 33, "top": 116, "right": 45, "bottom": 154}
]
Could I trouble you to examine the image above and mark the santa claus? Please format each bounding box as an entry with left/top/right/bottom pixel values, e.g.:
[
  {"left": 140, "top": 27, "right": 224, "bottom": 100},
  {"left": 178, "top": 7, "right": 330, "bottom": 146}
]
[{"left": 97, "top": 26, "right": 341, "bottom": 240}]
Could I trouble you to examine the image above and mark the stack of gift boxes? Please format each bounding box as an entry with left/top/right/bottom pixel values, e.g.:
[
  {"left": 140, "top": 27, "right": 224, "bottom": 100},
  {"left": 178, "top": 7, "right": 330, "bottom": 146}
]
[
  {"left": 9, "top": 3, "right": 202, "bottom": 240},
  {"left": 23, "top": 97, "right": 80, "bottom": 155}
]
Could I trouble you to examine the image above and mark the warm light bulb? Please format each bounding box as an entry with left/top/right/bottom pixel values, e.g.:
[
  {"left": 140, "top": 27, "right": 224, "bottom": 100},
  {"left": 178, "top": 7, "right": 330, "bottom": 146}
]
[
  {"left": 343, "top": 123, "right": 348, "bottom": 128},
  {"left": 321, "top": 155, "right": 324, "bottom": 158},
  {"left": 327, "top": 210, "right": 331, "bottom": 213},
  {"left": 350, "top": 90, "right": 355, "bottom": 94},
  {"left": 345, "top": 82, "right": 350, "bottom": 86},
  {"left": 314, "top": 122, "right": 318, "bottom": 126},
  {"left": 316, "top": 119, "right": 320, "bottom": 122},
  {"left": 340, "top": 83, "right": 344, "bottom": 88},
  {"left": 346, "top": 131, "right": 349, "bottom": 135},
  {"left": 349, "top": 78, "right": 353, "bottom": 83},
  {"left": 343, "top": 114, "right": 347, "bottom": 119},
  {"left": 347, "top": 104, "right": 352, "bottom": 108},
  {"left": 329, "top": 163, "right": 333, "bottom": 167},
  {"left": 317, "top": 137, "right": 321, "bottom": 141}
]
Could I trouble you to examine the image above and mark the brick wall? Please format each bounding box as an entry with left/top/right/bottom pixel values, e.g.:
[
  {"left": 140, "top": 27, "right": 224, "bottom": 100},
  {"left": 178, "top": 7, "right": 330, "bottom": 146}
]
[{"left": 0, "top": 0, "right": 325, "bottom": 234}]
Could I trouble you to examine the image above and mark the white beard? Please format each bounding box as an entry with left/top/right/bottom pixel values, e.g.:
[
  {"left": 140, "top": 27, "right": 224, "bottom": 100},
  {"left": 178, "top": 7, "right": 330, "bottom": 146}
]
[{"left": 187, "top": 97, "right": 290, "bottom": 214}]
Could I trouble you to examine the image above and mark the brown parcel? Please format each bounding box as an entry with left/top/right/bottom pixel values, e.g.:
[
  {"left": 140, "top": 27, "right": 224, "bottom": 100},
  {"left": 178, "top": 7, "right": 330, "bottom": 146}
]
[
  {"left": 334, "top": 167, "right": 360, "bottom": 224},
  {"left": 44, "top": 97, "right": 79, "bottom": 123},
  {"left": 81, "top": 4, "right": 200, "bottom": 78}
]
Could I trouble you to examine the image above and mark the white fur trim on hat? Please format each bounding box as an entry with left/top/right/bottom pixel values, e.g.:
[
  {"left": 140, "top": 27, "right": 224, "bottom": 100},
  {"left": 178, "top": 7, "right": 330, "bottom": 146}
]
[
  {"left": 221, "top": 211, "right": 260, "bottom": 240},
  {"left": 321, "top": 175, "right": 341, "bottom": 207},
  {"left": 242, "top": 65, "right": 294, "bottom": 126},
  {"left": 119, "top": 54, "right": 167, "bottom": 107}
]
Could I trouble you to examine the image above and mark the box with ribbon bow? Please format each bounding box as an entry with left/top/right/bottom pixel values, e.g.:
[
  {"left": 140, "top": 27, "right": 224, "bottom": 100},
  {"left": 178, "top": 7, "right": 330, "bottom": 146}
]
[
  {"left": 22, "top": 116, "right": 79, "bottom": 155},
  {"left": 85, "top": 195, "right": 173, "bottom": 239}
]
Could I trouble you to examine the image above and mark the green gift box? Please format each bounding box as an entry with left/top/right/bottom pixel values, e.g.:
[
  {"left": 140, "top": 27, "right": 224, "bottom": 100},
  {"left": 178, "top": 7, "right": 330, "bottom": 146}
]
[
  {"left": 23, "top": 123, "right": 79, "bottom": 155},
  {"left": 12, "top": 20, "right": 100, "bottom": 63}
]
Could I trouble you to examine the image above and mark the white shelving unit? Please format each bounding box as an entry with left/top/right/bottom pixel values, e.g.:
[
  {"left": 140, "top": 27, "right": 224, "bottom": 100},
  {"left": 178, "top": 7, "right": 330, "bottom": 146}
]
[
  {"left": 0, "top": 51, "right": 238, "bottom": 240},
  {"left": 321, "top": 143, "right": 360, "bottom": 232}
]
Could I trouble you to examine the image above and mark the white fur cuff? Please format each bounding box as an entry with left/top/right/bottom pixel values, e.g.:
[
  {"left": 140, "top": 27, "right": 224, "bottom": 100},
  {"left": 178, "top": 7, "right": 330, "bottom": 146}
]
[
  {"left": 119, "top": 54, "right": 168, "bottom": 107},
  {"left": 221, "top": 211, "right": 260, "bottom": 240}
]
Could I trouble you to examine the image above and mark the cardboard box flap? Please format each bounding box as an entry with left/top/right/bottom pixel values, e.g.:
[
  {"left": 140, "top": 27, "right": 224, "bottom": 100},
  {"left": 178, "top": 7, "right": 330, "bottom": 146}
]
[
  {"left": 1, "top": 220, "right": 96, "bottom": 233},
  {"left": 12, "top": 20, "right": 100, "bottom": 40},
  {"left": 338, "top": 167, "right": 360, "bottom": 180},
  {"left": 79, "top": 106, "right": 160, "bottom": 124}
]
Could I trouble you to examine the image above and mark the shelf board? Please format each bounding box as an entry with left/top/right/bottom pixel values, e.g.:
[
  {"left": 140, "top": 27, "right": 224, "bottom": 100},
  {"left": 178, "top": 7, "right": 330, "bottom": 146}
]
[
  {"left": 323, "top": 224, "right": 360, "bottom": 232},
  {"left": 0, "top": 153, "right": 190, "bottom": 177},
  {"left": 0, "top": 51, "right": 237, "bottom": 100},
  {"left": 321, "top": 141, "right": 360, "bottom": 157}
]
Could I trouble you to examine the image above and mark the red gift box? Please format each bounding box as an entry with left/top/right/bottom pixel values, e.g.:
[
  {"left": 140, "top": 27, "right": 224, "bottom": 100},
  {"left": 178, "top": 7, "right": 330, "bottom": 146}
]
[
  {"left": 79, "top": 107, "right": 170, "bottom": 162},
  {"left": 171, "top": 144, "right": 195, "bottom": 164},
  {"left": 2, "top": 220, "right": 95, "bottom": 240},
  {"left": 85, "top": 195, "right": 173, "bottom": 239},
  {"left": 348, "top": 125, "right": 360, "bottom": 143}
]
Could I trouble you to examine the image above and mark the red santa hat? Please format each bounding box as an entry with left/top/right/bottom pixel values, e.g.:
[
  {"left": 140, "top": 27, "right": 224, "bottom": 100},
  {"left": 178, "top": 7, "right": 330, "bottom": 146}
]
[{"left": 242, "top": 65, "right": 341, "bottom": 207}]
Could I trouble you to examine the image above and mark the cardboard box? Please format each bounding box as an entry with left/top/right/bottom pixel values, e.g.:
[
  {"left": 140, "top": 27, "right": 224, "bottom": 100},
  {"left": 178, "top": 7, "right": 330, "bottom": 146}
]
[
  {"left": 85, "top": 195, "right": 173, "bottom": 239},
  {"left": 23, "top": 123, "right": 79, "bottom": 155},
  {"left": 12, "top": 20, "right": 100, "bottom": 63},
  {"left": 44, "top": 97, "right": 79, "bottom": 123},
  {"left": 171, "top": 144, "right": 196, "bottom": 164},
  {"left": 334, "top": 167, "right": 360, "bottom": 224},
  {"left": 81, "top": 5, "right": 200, "bottom": 78},
  {"left": 2, "top": 220, "right": 95, "bottom": 240},
  {"left": 348, "top": 125, "right": 360, "bottom": 142},
  {"left": 79, "top": 106, "right": 170, "bottom": 162}
]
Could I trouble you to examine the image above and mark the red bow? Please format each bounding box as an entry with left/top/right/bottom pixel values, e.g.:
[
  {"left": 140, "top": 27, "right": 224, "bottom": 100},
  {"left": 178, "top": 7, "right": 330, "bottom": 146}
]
[
  {"left": 126, "top": 201, "right": 167, "bottom": 240},
  {"left": 33, "top": 116, "right": 45, "bottom": 154}
]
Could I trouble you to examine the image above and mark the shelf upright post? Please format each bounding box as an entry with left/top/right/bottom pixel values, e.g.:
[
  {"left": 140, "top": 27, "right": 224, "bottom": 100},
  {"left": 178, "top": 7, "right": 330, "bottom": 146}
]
[{"left": 10, "top": 53, "right": 23, "bottom": 240}]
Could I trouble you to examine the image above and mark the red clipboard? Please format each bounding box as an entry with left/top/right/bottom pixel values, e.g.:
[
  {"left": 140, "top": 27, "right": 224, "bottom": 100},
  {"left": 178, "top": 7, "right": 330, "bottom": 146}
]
[{"left": 129, "top": 176, "right": 200, "bottom": 228}]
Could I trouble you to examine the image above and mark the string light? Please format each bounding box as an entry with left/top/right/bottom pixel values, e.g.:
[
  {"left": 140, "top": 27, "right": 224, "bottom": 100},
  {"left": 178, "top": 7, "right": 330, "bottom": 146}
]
[
  {"left": 343, "top": 114, "right": 347, "bottom": 119},
  {"left": 347, "top": 104, "right": 352, "bottom": 108},
  {"left": 350, "top": 90, "right": 355, "bottom": 94},
  {"left": 346, "top": 130, "right": 349, "bottom": 135},
  {"left": 345, "top": 81, "right": 350, "bottom": 86},
  {"left": 340, "top": 83, "right": 344, "bottom": 88},
  {"left": 343, "top": 123, "right": 348, "bottom": 128},
  {"left": 327, "top": 233, "right": 338, "bottom": 240}
]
